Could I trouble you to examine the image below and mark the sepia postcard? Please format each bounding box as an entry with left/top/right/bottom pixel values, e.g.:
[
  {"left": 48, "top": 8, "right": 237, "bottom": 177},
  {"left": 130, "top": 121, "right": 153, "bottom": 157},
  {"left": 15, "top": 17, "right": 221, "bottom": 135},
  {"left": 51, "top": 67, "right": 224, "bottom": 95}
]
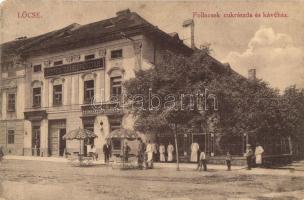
[{"left": 0, "top": 0, "right": 304, "bottom": 199}]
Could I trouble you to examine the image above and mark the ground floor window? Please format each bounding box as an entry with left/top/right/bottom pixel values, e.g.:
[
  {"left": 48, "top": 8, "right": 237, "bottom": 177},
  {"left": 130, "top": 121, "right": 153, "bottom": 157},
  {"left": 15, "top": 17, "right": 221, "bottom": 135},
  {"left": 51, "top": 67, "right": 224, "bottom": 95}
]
[{"left": 7, "top": 130, "right": 15, "bottom": 144}]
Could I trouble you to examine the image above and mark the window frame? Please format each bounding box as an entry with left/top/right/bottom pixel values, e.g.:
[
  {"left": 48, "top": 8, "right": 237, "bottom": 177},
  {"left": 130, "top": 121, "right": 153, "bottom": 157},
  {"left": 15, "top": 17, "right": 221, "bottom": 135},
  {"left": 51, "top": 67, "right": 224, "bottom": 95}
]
[
  {"left": 84, "top": 54, "right": 95, "bottom": 61},
  {"left": 33, "top": 64, "right": 42, "bottom": 73},
  {"left": 7, "top": 93, "right": 16, "bottom": 112},
  {"left": 84, "top": 80, "right": 94, "bottom": 104},
  {"left": 110, "top": 49, "right": 123, "bottom": 59},
  {"left": 53, "top": 60, "right": 63, "bottom": 66},
  {"left": 7, "top": 129, "right": 15, "bottom": 144},
  {"left": 32, "top": 87, "right": 41, "bottom": 108},
  {"left": 110, "top": 76, "right": 122, "bottom": 99},
  {"left": 53, "top": 84, "right": 63, "bottom": 106}
]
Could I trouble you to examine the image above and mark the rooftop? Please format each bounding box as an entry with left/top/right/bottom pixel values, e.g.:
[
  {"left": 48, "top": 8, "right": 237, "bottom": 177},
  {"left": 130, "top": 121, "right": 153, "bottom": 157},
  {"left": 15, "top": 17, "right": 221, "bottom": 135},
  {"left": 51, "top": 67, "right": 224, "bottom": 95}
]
[{"left": 0, "top": 9, "right": 192, "bottom": 62}]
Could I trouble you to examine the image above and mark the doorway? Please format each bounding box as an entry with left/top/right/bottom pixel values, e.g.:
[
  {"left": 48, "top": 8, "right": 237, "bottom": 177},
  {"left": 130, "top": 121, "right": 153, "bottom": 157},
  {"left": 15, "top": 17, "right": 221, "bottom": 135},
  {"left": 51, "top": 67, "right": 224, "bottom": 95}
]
[
  {"left": 32, "top": 126, "right": 41, "bottom": 156},
  {"left": 48, "top": 119, "right": 66, "bottom": 156},
  {"left": 59, "top": 129, "right": 66, "bottom": 156}
]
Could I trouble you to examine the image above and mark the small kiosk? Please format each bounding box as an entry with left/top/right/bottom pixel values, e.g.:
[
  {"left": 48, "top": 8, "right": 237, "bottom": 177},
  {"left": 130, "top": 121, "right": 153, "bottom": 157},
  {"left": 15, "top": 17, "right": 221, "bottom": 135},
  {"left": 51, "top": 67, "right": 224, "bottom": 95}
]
[{"left": 107, "top": 128, "right": 140, "bottom": 169}]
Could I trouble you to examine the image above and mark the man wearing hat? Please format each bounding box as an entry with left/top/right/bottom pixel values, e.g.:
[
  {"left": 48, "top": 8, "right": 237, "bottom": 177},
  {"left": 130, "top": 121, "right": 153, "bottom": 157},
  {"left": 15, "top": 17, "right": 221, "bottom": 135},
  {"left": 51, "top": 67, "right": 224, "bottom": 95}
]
[{"left": 245, "top": 144, "right": 254, "bottom": 170}]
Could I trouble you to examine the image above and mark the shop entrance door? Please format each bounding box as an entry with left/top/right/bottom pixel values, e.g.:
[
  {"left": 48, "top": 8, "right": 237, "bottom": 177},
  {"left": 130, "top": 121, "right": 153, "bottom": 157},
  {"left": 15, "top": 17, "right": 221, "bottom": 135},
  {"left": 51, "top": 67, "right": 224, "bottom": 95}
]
[
  {"left": 32, "top": 126, "right": 41, "bottom": 156},
  {"left": 48, "top": 120, "right": 66, "bottom": 156}
]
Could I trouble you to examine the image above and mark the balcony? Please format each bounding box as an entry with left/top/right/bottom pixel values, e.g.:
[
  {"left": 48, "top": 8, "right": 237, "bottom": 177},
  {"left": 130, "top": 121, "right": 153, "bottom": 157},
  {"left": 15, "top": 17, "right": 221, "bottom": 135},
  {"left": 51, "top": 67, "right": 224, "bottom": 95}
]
[
  {"left": 81, "top": 101, "right": 123, "bottom": 116},
  {"left": 44, "top": 58, "right": 104, "bottom": 78},
  {"left": 24, "top": 110, "right": 47, "bottom": 121}
]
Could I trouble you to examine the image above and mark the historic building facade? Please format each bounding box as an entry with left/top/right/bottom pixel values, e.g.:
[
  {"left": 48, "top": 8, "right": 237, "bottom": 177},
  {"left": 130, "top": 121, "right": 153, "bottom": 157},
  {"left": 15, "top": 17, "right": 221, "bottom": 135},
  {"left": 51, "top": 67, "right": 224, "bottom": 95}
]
[
  {"left": 0, "top": 55, "right": 26, "bottom": 155},
  {"left": 0, "top": 9, "right": 192, "bottom": 158}
]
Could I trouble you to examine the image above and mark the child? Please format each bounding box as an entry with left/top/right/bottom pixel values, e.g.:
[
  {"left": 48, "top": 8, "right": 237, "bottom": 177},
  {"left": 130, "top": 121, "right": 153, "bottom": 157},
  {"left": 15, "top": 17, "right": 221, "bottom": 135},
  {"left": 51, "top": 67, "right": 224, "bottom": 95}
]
[{"left": 226, "top": 151, "right": 232, "bottom": 171}]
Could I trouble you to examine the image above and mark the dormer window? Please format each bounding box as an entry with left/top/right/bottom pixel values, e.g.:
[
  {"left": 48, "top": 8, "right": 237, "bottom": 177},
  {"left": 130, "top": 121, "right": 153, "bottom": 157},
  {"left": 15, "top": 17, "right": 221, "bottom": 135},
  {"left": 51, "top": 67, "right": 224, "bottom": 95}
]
[
  {"left": 111, "top": 49, "right": 123, "bottom": 59},
  {"left": 33, "top": 64, "right": 42, "bottom": 72},
  {"left": 54, "top": 60, "right": 63, "bottom": 66},
  {"left": 84, "top": 54, "right": 95, "bottom": 61}
]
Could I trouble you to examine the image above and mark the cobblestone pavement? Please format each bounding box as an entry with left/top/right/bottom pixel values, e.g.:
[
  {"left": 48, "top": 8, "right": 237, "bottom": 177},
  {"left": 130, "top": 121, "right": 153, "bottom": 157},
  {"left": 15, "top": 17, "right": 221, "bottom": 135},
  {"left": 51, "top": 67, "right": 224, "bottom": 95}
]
[{"left": 0, "top": 159, "right": 304, "bottom": 200}]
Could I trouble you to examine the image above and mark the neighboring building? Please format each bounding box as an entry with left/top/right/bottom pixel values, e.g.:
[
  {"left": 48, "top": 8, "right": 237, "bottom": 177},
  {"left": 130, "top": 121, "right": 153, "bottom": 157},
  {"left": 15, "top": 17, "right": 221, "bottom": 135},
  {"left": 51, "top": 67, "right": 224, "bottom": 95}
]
[{"left": 0, "top": 9, "right": 192, "bottom": 159}]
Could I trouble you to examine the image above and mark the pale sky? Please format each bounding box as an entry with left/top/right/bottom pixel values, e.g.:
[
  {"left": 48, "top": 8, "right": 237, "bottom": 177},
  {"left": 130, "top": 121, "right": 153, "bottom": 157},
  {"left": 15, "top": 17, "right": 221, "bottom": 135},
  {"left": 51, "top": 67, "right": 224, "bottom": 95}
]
[{"left": 1, "top": 0, "right": 303, "bottom": 90}]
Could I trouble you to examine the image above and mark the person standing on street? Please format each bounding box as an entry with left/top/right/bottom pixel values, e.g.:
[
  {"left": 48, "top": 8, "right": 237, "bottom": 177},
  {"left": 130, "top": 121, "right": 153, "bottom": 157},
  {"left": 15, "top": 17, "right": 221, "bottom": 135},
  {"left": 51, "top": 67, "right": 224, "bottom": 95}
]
[
  {"left": 146, "top": 141, "right": 153, "bottom": 168},
  {"left": 197, "top": 151, "right": 207, "bottom": 171},
  {"left": 90, "top": 144, "right": 98, "bottom": 161},
  {"left": 137, "top": 138, "right": 145, "bottom": 169},
  {"left": 123, "top": 141, "right": 131, "bottom": 162},
  {"left": 167, "top": 142, "right": 174, "bottom": 162},
  {"left": 103, "top": 141, "right": 111, "bottom": 164},
  {"left": 152, "top": 143, "right": 158, "bottom": 162},
  {"left": 190, "top": 142, "right": 199, "bottom": 163},
  {"left": 255, "top": 143, "right": 264, "bottom": 168},
  {"left": 159, "top": 144, "right": 166, "bottom": 162},
  {"left": 226, "top": 151, "right": 232, "bottom": 171},
  {"left": 0, "top": 146, "right": 4, "bottom": 164},
  {"left": 245, "top": 144, "right": 254, "bottom": 170}
]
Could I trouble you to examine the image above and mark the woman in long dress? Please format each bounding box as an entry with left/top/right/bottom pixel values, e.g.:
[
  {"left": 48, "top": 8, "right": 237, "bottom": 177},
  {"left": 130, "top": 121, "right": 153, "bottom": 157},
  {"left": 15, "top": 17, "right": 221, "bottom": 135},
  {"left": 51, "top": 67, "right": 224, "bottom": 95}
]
[
  {"left": 159, "top": 144, "right": 165, "bottom": 162},
  {"left": 167, "top": 142, "right": 174, "bottom": 162},
  {"left": 146, "top": 141, "right": 153, "bottom": 168},
  {"left": 190, "top": 142, "right": 199, "bottom": 162},
  {"left": 255, "top": 143, "right": 264, "bottom": 167}
]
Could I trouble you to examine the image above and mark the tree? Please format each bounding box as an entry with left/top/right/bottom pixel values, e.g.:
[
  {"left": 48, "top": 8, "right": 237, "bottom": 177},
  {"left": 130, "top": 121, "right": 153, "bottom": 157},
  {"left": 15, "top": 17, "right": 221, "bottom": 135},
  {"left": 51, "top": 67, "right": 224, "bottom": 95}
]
[{"left": 124, "top": 48, "right": 303, "bottom": 162}]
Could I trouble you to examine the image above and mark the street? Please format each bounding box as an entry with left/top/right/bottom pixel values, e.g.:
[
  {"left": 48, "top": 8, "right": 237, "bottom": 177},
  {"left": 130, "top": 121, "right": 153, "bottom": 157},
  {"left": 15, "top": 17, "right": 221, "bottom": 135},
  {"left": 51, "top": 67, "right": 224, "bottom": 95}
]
[{"left": 1, "top": 159, "right": 304, "bottom": 200}]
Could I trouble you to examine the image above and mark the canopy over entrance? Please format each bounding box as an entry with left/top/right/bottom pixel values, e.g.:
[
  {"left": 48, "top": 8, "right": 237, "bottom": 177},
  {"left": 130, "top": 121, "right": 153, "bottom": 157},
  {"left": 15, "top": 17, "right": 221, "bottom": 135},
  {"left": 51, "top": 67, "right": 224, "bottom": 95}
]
[{"left": 107, "top": 128, "right": 140, "bottom": 140}]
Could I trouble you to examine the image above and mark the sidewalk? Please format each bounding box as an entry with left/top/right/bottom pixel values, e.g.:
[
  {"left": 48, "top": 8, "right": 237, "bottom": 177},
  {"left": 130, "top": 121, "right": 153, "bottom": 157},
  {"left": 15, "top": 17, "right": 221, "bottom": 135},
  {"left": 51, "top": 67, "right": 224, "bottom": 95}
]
[
  {"left": 3, "top": 155, "right": 242, "bottom": 170},
  {"left": 3, "top": 155, "right": 304, "bottom": 176}
]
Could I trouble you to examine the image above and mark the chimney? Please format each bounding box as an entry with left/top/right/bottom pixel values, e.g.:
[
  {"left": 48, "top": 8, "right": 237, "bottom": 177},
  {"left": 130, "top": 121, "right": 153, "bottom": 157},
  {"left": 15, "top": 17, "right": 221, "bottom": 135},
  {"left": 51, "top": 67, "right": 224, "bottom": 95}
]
[
  {"left": 181, "top": 19, "right": 195, "bottom": 49},
  {"left": 116, "top": 9, "right": 131, "bottom": 17},
  {"left": 248, "top": 69, "right": 256, "bottom": 81}
]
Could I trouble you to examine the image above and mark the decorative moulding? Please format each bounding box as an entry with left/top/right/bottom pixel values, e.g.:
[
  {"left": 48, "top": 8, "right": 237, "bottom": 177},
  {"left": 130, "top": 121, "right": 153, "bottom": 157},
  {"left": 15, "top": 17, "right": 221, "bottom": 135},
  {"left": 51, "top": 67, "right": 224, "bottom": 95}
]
[
  {"left": 81, "top": 72, "right": 97, "bottom": 80},
  {"left": 31, "top": 80, "right": 44, "bottom": 87},
  {"left": 98, "top": 49, "right": 106, "bottom": 57},
  {"left": 107, "top": 67, "right": 125, "bottom": 75},
  {"left": 50, "top": 77, "right": 65, "bottom": 84},
  {"left": 44, "top": 60, "right": 51, "bottom": 67}
]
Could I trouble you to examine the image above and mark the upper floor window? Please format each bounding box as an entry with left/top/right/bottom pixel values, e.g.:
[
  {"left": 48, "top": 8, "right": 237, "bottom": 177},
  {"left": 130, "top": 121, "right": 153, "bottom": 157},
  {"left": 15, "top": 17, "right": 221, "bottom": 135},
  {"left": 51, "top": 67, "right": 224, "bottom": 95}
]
[
  {"left": 33, "top": 87, "right": 41, "bottom": 107},
  {"left": 84, "top": 80, "right": 94, "bottom": 104},
  {"left": 7, "top": 93, "right": 16, "bottom": 112},
  {"left": 53, "top": 60, "right": 63, "bottom": 66},
  {"left": 7, "top": 130, "right": 15, "bottom": 144},
  {"left": 110, "top": 76, "right": 122, "bottom": 99},
  {"left": 33, "top": 64, "right": 42, "bottom": 72},
  {"left": 84, "top": 54, "right": 95, "bottom": 61},
  {"left": 111, "top": 49, "right": 123, "bottom": 59},
  {"left": 53, "top": 85, "right": 63, "bottom": 106}
]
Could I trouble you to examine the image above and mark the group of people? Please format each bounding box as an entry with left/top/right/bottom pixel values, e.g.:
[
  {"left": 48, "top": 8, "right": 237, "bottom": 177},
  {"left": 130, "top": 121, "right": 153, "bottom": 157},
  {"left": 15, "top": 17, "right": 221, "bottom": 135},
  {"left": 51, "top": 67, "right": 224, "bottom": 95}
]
[
  {"left": 191, "top": 142, "right": 265, "bottom": 171},
  {"left": 245, "top": 143, "right": 264, "bottom": 170},
  {"left": 117, "top": 140, "right": 265, "bottom": 171},
  {"left": 155, "top": 142, "right": 175, "bottom": 162},
  {"left": 136, "top": 139, "right": 175, "bottom": 169}
]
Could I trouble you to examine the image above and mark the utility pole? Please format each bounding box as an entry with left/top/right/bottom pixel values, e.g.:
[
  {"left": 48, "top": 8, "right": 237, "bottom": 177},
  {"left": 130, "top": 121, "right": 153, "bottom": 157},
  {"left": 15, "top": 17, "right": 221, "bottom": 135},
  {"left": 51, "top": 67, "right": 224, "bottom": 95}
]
[{"left": 174, "top": 123, "right": 180, "bottom": 171}]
